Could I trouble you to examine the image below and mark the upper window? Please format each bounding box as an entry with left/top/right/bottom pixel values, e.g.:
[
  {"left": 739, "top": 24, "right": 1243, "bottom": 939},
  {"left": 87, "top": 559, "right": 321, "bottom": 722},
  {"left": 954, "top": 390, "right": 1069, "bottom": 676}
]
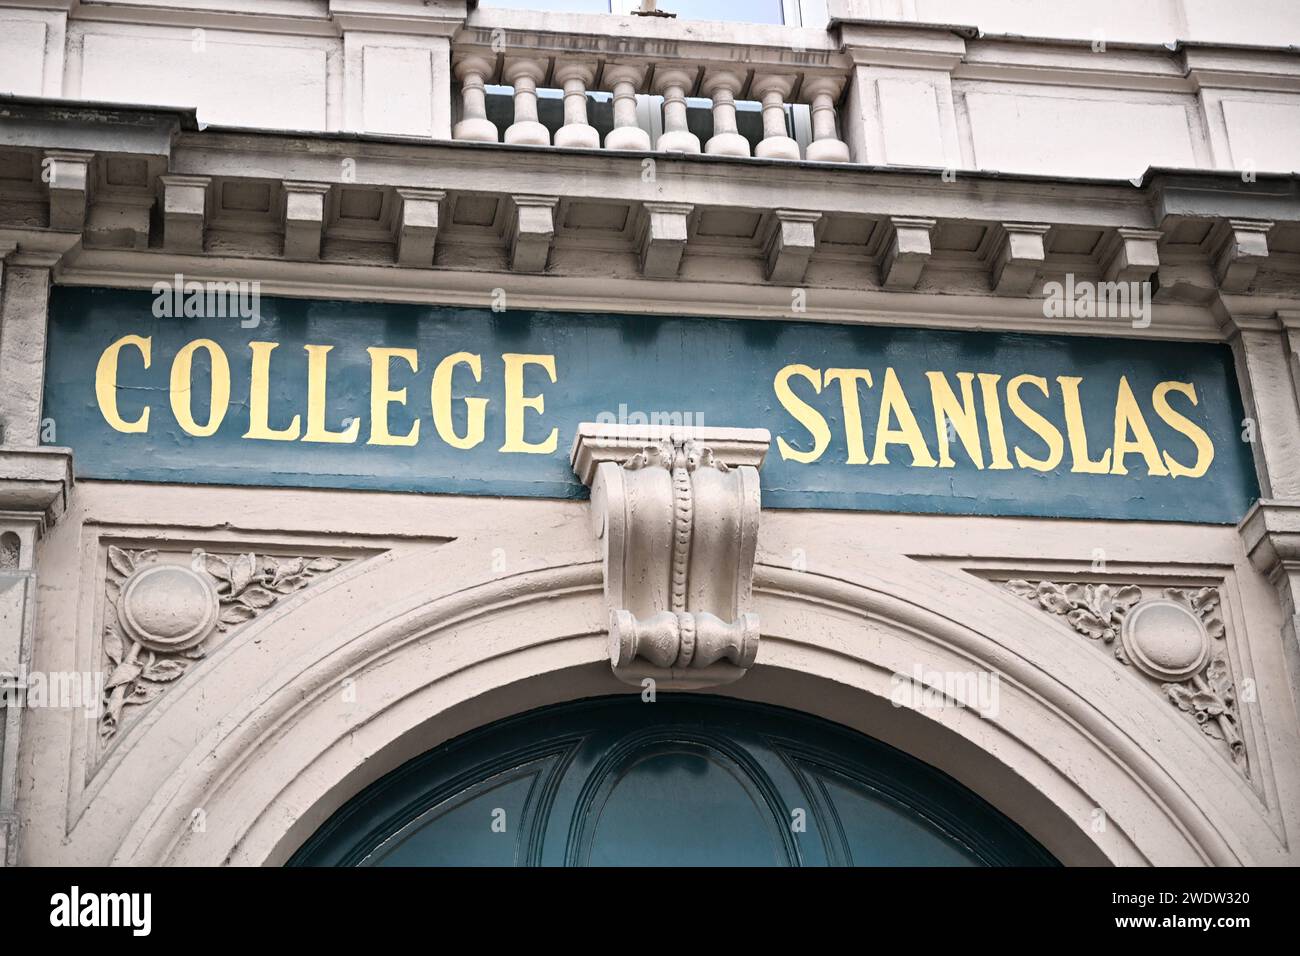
[{"left": 479, "top": 0, "right": 828, "bottom": 28}]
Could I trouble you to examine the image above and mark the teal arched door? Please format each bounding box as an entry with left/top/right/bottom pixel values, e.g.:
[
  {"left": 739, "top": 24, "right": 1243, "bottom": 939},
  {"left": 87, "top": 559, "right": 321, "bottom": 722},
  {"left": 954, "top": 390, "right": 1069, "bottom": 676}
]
[{"left": 291, "top": 696, "right": 1057, "bottom": 866}]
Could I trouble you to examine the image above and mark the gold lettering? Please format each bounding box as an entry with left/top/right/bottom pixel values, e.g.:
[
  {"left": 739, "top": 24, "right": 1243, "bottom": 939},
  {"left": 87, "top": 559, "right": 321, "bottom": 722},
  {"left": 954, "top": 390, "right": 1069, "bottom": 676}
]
[
  {"left": 977, "top": 372, "right": 1013, "bottom": 470},
  {"left": 871, "top": 368, "right": 937, "bottom": 467},
  {"left": 1058, "top": 375, "right": 1111, "bottom": 474},
  {"left": 95, "top": 334, "right": 151, "bottom": 433},
  {"left": 1007, "top": 374, "right": 1063, "bottom": 472},
  {"left": 243, "top": 342, "right": 301, "bottom": 441},
  {"left": 824, "top": 368, "right": 873, "bottom": 464},
  {"left": 499, "top": 353, "right": 557, "bottom": 454},
  {"left": 1111, "top": 376, "right": 1169, "bottom": 476},
  {"left": 169, "top": 339, "right": 230, "bottom": 438},
  {"left": 927, "top": 371, "right": 984, "bottom": 469},
  {"left": 774, "top": 364, "right": 830, "bottom": 464},
  {"left": 432, "top": 352, "right": 487, "bottom": 449},
  {"left": 303, "top": 345, "right": 359, "bottom": 443},
  {"left": 1153, "top": 381, "right": 1215, "bottom": 478},
  {"left": 366, "top": 347, "right": 420, "bottom": 447}
]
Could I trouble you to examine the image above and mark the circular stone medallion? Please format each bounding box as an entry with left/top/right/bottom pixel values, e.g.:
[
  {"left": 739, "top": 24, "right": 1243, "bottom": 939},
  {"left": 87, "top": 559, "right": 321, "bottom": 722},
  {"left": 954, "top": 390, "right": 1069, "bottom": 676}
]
[
  {"left": 1120, "top": 598, "right": 1210, "bottom": 682},
  {"left": 117, "top": 564, "right": 221, "bottom": 652}
]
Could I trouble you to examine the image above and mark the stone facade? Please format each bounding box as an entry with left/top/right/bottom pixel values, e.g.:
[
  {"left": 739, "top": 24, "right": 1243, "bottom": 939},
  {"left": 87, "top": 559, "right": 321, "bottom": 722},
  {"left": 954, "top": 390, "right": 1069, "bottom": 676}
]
[{"left": 1, "top": 0, "right": 1300, "bottom": 866}]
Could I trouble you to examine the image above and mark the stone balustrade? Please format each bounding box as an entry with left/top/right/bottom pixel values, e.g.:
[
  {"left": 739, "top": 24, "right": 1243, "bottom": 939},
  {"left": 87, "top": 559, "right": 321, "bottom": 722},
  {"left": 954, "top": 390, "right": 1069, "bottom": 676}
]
[{"left": 449, "top": 13, "right": 852, "bottom": 163}]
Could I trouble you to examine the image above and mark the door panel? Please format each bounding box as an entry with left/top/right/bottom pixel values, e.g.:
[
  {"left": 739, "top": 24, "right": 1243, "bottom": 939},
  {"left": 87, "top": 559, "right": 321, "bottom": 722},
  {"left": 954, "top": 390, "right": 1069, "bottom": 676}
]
[{"left": 291, "top": 696, "right": 1057, "bottom": 867}]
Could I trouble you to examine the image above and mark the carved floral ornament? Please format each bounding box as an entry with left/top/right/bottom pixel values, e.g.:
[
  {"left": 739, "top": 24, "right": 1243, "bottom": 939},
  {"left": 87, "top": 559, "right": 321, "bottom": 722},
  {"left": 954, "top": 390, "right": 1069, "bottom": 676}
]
[
  {"left": 1004, "top": 579, "right": 1247, "bottom": 776},
  {"left": 100, "top": 545, "right": 347, "bottom": 747}
]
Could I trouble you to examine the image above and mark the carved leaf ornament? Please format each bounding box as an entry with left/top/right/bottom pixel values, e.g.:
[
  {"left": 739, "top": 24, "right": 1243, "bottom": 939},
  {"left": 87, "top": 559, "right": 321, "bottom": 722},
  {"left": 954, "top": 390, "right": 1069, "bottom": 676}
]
[
  {"left": 1005, "top": 579, "right": 1247, "bottom": 776},
  {"left": 100, "top": 545, "right": 343, "bottom": 745}
]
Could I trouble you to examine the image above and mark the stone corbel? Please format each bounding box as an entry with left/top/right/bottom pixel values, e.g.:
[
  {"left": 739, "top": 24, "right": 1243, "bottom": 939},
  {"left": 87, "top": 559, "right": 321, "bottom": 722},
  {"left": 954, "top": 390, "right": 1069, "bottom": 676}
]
[
  {"left": 636, "top": 202, "right": 692, "bottom": 278},
  {"left": 990, "top": 222, "right": 1050, "bottom": 296},
  {"left": 1241, "top": 501, "right": 1300, "bottom": 626},
  {"left": 1213, "top": 219, "right": 1272, "bottom": 293},
  {"left": 393, "top": 187, "right": 446, "bottom": 267},
  {"left": 504, "top": 194, "right": 558, "bottom": 273},
  {"left": 763, "top": 209, "right": 821, "bottom": 284},
  {"left": 571, "top": 423, "right": 770, "bottom": 689},
  {"left": 282, "top": 181, "right": 332, "bottom": 261},
  {"left": 879, "top": 215, "right": 935, "bottom": 290},
  {"left": 43, "top": 151, "right": 93, "bottom": 233},
  {"left": 159, "top": 174, "right": 212, "bottom": 254},
  {"left": 0, "top": 447, "right": 74, "bottom": 531},
  {"left": 1101, "top": 227, "right": 1161, "bottom": 284}
]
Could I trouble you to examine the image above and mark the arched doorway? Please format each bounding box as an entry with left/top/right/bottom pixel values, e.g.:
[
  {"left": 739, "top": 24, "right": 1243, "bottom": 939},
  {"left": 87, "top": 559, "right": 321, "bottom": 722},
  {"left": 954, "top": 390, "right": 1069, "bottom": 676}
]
[{"left": 290, "top": 696, "right": 1057, "bottom": 866}]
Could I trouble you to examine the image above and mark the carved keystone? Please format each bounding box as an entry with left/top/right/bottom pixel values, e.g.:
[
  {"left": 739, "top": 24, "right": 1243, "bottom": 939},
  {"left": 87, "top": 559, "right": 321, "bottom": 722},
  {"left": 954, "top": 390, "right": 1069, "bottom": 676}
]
[{"left": 571, "top": 423, "right": 770, "bottom": 689}]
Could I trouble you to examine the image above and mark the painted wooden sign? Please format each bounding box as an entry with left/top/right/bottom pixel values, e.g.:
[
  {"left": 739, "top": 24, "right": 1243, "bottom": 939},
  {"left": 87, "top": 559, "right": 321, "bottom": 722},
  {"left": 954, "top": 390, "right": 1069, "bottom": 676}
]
[{"left": 42, "top": 286, "right": 1259, "bottom": 522}]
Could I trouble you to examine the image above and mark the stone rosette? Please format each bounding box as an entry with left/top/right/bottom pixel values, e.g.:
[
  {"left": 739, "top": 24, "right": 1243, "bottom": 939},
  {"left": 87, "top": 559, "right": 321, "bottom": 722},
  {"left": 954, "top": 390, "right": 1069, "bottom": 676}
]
[
  {"left": 99, "top": 545, "right": 346, "bottom": 750},
  {"left": 1004, "top": 579, "right": 1247, "bottom": 777}
]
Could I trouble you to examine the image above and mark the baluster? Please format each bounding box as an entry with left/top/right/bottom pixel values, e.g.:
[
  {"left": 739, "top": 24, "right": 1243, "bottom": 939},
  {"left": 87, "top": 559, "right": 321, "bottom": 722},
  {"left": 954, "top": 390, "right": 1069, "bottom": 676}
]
[
  {"left": 503, "top": 57, "right": 550, "bottom": 146},
  {"left": 452, "top": 55, "right": 498, "bottom": 143},
  {"left": 703, "top": 71, "right": 750, "bottom": 157},
  {"left": 553, "top": 62, "right": 600, "bottom": 149},
  {"left": 654, "top": 68, "right": 701, "bottom": 154},
  {"left": 604, "top": 63, "right": 651, "bottom": 151},
  {"left": 803, "top": 76, "right": 850, "bottom": 163},
  {"left": 753, "top": 75, "right": 800, "bottom": 160}
]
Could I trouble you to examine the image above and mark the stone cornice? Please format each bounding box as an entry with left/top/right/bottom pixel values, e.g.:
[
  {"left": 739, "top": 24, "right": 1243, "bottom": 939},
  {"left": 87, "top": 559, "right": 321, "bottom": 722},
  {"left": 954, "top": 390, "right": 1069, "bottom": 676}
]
[
  {"left": 28, "top": 0, "right": 471, "bottom": 39},
  {"left": 0, "top": 447, "right": 74, "bottom": 530},
  {"left": 0, "top": 228, "right": 81, "bottom": 264},
  {"left": 571, "top": 423, "right": 770, "bottom": 488},
  {"left": 1239, "top": 499, "right": 1300, "bottom": 578},
  {"left": 54, "top": 246, "right": 1227, "bottom": 341},
  {"left": 2, "top": 102, "right": 1299, "bottom": 325}
]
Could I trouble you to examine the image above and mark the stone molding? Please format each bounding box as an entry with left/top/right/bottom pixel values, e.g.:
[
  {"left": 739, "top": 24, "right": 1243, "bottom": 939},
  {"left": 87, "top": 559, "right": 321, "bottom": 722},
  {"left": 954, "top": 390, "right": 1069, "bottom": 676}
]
[
  {"left": 0, "top": 446, "right": 72, "bottom": 865},
  {"left": 78, "top": 529, "right": 1284, "bottom": 867},
  {"left": 0, "top": 447, "right": 73, "bottom": 531},
  {"left": 570, "top": 423, "right": 769, "bottom": 689}
]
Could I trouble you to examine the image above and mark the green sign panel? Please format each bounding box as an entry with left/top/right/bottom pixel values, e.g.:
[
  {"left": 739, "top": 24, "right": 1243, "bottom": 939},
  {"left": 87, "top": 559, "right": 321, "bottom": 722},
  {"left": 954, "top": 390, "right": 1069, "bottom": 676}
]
[{"left": 42, "top": 285, "right": 1259, "bottom": 522}]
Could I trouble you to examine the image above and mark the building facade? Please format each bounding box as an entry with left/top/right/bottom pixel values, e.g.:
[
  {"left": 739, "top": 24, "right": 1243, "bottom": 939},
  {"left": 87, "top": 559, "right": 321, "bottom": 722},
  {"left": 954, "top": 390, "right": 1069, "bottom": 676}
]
[{"left": 1, "top": 0, "right": 1299, "bottom": 866}]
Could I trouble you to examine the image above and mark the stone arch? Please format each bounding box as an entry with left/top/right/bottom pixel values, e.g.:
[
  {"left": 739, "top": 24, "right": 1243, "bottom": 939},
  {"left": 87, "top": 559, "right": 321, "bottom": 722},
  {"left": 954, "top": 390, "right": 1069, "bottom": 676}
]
[{"left": 82, "top": 532, "right": 1265, "bottom": 867}]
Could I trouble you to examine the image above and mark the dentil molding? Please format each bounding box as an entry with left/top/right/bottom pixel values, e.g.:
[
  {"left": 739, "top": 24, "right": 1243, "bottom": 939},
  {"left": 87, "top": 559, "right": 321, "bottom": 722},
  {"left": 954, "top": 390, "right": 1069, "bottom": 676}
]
[{"left": 571, "top": 423, "right": 770, "bottom": 689}]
